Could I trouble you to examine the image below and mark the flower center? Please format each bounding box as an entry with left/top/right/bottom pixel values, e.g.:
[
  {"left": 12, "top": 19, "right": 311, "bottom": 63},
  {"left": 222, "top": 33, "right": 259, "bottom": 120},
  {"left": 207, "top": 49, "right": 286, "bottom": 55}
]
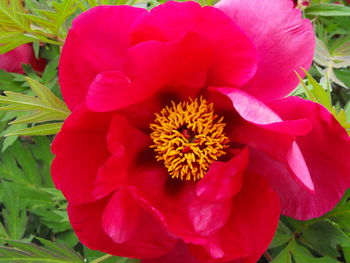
[{"left": 150, "top": 97, "right": 229, "bottom": 181}]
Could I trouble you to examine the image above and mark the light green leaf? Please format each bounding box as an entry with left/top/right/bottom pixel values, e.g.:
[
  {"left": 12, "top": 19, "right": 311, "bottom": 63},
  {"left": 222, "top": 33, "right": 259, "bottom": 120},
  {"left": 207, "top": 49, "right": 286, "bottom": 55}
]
[
  {"left": 25, "top": 77, "right": 69, "bottom": 116},
  {"left": 5, "top": 122, "right": 63, "bottom": 136},
  {"left": 305, "top": 4, "right": 350, "bottom": 17},
  {"left": 293, "top": 243, "right": 339, "bottom": 263},
  {"left": 270, "top": 241, "right": 293, "bottom": 263},
  {"left": 0, "top": 0, "right": 30, "bottom": 31},
  {"left": 84, "top": 248, "right": 132, "bottom": 263},
  {"left": 0, "top": 77, "right": 69, "bottom": 136},
  {"left": 0, "top": 238, "right": 83, "bottom": 262},
  {"left": 296, "top": 69, "right": 350, "bottom": 134}
]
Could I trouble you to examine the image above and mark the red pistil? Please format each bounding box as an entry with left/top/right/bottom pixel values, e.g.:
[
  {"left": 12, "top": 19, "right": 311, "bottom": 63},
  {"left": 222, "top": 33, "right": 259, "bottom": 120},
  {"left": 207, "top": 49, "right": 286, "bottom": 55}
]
[
  {"left": 182, "top": 146, "right": 192, "bottom": 153},
  {"left": 181, "top": 129, "right": 191, "bottom": 139}
]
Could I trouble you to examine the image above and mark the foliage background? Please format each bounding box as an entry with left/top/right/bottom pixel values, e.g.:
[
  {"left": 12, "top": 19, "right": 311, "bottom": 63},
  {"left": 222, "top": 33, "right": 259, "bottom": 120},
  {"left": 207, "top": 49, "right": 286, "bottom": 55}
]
[{"left": 0, "top": 0, "right": 349, "bottom": 262}]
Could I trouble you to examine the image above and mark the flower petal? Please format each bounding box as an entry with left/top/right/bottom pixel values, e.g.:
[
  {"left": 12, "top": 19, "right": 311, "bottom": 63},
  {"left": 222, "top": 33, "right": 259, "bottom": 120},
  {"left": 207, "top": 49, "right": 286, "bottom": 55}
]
[
  {"left": 59, "top": 6, "right": 148, "bottom": 110},
  {"left": 102, "top": 189, "right": 140, "bottom": 244},
  {"left": 222, "top": 88, "right": 314, "bottom": 192},
  {"left": 218, "top": 88, "right": 282, "bottom": 124},
  {"left": 93, "top": 114, "right": 150, "bottom": 199},
  {"left": 216, "top": 0, "right": 315, "bottom": 101},
  {"left": 189, "top": 173, "right": 280, "bottom": 262},
  {"left": 68, "top": 194, "right": 177, "bottom": 258},
  {"left": 141, "top": 241, "right": 245, "bottom": 263},
  {"left": 0, "top": 44, "right": 44, "bottom": 73},
  {"left": 196, "top": 148, "right": 248, "bottom": 202},
  {"left": 51, "top": 105, "right": 112, "bottom": 205},
  {"left": 132, "top": 1, "right": 257, "bottom": 88},
  {"left": 129, "top": 166, "right": 232, "bottom": 243},
  {"left": 267, "top": 97, "right": 350, "bottom": 219},
  {"left": 126, "top": 32, "right": 213, "bottom": 99}
]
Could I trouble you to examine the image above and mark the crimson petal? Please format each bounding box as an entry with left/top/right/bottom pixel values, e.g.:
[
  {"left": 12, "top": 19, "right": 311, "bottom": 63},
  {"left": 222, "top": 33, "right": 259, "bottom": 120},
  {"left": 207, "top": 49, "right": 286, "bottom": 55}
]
[
  {"left": 268, "top": 97, "right": 350, "bottom": 219},
  {"left": 68, "top": 193, "right": 177, "bottom": 258},
  {"left": 216, "top": 0, "right": 315, "bottom": 101},
  {"left": 59, "top": 6, "right": 148, "bottom": 110},
  {"left": 51, "top": 105, "right": 112, "bottom": 205}
]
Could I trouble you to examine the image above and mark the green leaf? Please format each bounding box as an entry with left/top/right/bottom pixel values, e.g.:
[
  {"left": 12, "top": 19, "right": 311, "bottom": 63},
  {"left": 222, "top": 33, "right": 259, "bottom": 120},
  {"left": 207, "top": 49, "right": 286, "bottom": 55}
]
[
  {"left": 0, "top": 0, "right": 30, "bottom": 32},
  {"left": 1, "top": 182, "right": 27, "bottom": 240},
  {"left": 0, "top": 79, "right": 69, "bottom": 121},
  {"left": 84, "top": 248, "right": 131, "bottom": 263},
  {"left": 305, "top": 4, "right": 350, "bottom": 17},
  {"left": 25, "top": 77, "right": 69, "bottom": 116},
  {"left": 56, "top": 231, "right": 78, "bottom": 248},
  {"left": 5, "top": 122, "right": 63, "bottom": 136},
  {"left": 269, "top": 221, "right": 293, "bottom": 249},
  {"left": 270, "top": 241, "right": 293, "bottom": 263},
  {"left": 342, "top": 245, "right": 350, "bottom": 263},
  {"left": 0, "top": 77, "right": 69, "bottom": 136},
  {"left": 296, "top": 69, "right": 350, "bottom": 134},
  {"left": 302, "top": 220, "right": 350, "bottom": 257},
  {"left": 0, "top": 238, "right": 83, "bottom": 262},
  {"left": 25, "top": 0, "right": 80, "bottom": 39},
  {"left": 293, "top": 243, "right": 339, "bottom": 263},
  {"left": 0, "top": 124, "right": 26, "bottom": 151}
]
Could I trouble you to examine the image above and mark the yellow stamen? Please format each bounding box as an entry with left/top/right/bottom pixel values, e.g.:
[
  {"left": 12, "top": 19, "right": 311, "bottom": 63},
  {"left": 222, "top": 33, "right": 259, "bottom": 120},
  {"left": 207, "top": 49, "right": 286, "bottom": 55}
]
[{"left": 150, "top": 97, "right": 229, "bottom": 181}]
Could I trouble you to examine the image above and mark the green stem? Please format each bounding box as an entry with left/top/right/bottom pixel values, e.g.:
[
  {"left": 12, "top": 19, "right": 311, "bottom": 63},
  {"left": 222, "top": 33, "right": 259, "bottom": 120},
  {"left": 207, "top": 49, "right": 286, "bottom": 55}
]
[{"left": 90, "top": 254, "right": 114, "bottom": 263}]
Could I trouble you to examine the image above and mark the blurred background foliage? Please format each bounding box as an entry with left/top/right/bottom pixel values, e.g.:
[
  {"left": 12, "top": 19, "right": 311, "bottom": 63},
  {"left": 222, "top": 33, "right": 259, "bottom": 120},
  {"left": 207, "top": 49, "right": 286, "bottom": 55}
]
[{"left": 0, "top": 0, "right": 349, "bottom": 262}]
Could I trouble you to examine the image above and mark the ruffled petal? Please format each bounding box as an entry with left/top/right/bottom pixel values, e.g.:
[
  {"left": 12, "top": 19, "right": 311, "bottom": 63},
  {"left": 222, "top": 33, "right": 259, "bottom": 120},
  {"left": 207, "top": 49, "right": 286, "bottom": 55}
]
[
  {"left": 132, "top": 1, "right": 257, "bottom": 88},
  {"left": 68, "top": 194, "right": 177, "bottom": 258},
  {"left": 59, "top": 6, "right": 148, "bottom": 110},
  {"left": 196, "top": 148, "right": 248, "bottom": 202},
  {"left": 222, "top": 88, "right": 314, "bottom": 192},
  {"left": 102, "top": 189, "right": 140, "bottom": 244},
  {"left": 188, "top": 173, "right": 280, "bottom": 262},
  {"left": 51, "top": 105, "right": 112, "bottom": 204},
  {"left": 93, "top": 114, "right": 150, "bottom": 199},
  {"left": 267, "top": 97, "right": 350, "bottom": 219},
  {"left": 142, "top": 241, "right": 245, "bottom": 263},
  {"left": 142, "top": 242, "right": 203, "bottom": 263},
  {"left": 129, "top": 166, "right": 232, "bottom": 243},
  {"left": 126, "top": 32, "right": 213, "bottom": 99},
  {"left": 216, "top": 0, "right": 315, "bottom": 101}
]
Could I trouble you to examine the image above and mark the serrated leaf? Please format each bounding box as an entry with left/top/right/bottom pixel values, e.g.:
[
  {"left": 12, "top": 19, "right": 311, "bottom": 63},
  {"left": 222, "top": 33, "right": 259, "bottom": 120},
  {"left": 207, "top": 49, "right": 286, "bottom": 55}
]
[
  {"left": 27, "top": 0, "right": 80, "bottom": 38},
  {"left": 25, "top": 77, "right": 69, "bottom": 115},
  {"left": 0, "top": 0, "right": 29, "bottom": 31},
  {"left": 35, "top": 237, "right": 82, "bottom": 262},
  {"left": 5, "top": 122, "right": 63, "bottom": 136},
  {"left": 0, "top": 238, "right": 83, "bottom": 262},
  {"left": 296, "top": 69, "right": 350, "bottom": 134},
  {"left": 1, "top": 124, "right": 26, "bottom": 151},
  {"left": 9, "top": 111, "right": 64, "bottom": 125},
  {"left": 85, "top": 247, "right": 131, "bottom": 263},
  {"left": 1, "top": 182, "right": 27, "bottom": 240},
  {"left": 0, "top": 77, "right": 69, "bottom": 136}
]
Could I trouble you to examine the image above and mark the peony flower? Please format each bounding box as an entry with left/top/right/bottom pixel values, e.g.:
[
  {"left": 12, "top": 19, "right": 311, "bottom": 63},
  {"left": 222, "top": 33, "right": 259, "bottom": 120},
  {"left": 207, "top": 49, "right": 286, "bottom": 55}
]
[
  {"left": 51, "top": 0, "right": 350, "bottom": 262},
  {"left": 0, "top": 44, "right": 45, "bottom": 74}
]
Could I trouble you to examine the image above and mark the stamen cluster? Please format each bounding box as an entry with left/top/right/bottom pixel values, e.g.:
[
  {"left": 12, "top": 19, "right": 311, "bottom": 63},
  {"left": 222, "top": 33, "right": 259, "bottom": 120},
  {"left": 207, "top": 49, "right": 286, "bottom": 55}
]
[{"left": 150, "top": 97, "right": 229, "bottom": 181}]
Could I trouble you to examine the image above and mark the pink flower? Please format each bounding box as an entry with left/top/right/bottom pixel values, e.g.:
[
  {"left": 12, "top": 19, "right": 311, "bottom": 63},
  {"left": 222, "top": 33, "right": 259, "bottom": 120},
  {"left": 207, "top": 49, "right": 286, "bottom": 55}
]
[
  {"left": 0, "top": 44, "right": 45, "bottom": 74},
  {"left": 52, "top": 0, "right": 350, "bottom": 262}
]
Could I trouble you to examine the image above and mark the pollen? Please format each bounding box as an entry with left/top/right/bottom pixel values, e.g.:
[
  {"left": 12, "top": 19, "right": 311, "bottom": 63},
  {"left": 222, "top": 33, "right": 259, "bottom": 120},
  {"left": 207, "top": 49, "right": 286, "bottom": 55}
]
[{"left": 150, "top": 97, "right": 230, "bottom": 181}]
